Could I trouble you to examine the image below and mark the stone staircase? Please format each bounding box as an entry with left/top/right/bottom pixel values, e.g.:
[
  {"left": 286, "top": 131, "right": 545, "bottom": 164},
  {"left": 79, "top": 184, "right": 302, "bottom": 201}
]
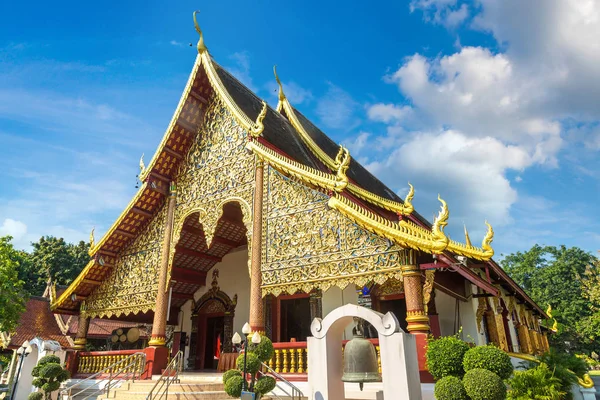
[{"left": 101, "top": 381, "right": 232, "bottom": 400}]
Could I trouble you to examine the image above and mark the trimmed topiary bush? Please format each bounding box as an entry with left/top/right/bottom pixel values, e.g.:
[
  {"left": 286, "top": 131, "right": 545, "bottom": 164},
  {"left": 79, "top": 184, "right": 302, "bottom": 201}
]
[
  {"left": 463, "top": 345, "right": 514, "bottom": 379},
  {"left": 27, "top": 392, "right": 44, "bottom": 400},
  {"left": 222, "top": 369, "right": 242, "bottom": 383},
  {"left": 254, "top": 376, "right": 277, "bottom": 396},
  {"left": 29, "top": 355, "right": 70, "bottom": 400},
  {"left": 224, "top": 375, "right": 245, "bottom": 398},
  {"left": 248, "top": 335, "right": 274, "bottom": 363},
  {"left": 236, "top": 352, "right": 261, "bottom": 374},
  {"left": 426, "top": 335, "right": 471, "bottom": 379},
  {"left": 463, "top": 368, "right": 507, "bottom": 400},
  {"left": 433, "top": 375, "right": 469, "bottom": 400}
]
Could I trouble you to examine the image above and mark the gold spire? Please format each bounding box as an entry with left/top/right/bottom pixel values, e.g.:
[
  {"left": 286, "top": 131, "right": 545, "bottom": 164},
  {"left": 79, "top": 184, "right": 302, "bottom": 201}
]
[
  {"left": 464, "top": 224, "right": 472, "bottom": 247},
  {"left": 250, "top": 101, "right": 268, "bottom": 137},
  {"left": 193, "top": 11, "right": 207, "bottom": 54},
  {"left": 273, "top": 65, "right": 286, "bottom": 104}
]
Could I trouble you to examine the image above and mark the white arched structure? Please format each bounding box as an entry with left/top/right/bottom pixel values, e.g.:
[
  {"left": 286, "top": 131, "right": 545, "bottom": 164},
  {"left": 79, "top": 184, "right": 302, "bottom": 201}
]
[{"left": 307, "top": 304, "right": 422, "bottom": 400}]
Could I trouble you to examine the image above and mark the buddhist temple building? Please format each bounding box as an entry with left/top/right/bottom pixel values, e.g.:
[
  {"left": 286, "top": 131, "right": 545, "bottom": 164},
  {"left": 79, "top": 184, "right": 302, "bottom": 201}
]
[{"left": 50, "top": 14, "right": 550, "bottom": 381}]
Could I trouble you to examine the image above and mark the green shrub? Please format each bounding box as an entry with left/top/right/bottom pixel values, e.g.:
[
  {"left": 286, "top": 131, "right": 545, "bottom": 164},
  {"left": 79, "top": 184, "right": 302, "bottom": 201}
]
[
  {"left": 434, "top": 376, "right": 469, "bottom": 400},
  {"left": 27, "top": 392, "right": 44, "bottom": 400},
  {"left": 535, "top": 349, "right": 589, "bottom": 400},
  {"left": 248, "top": 335, "right": 275, "bottom": 363},
  {"left": 463, "top": 368, "right": 507, "bottom": 400},
  {"left": 224, "top": 375, "right": 245, "bottom": 398},
  {"left": 222, "top": 369, "right": 242, "bottom": 383},
  {"left": 426, "top": 335, "right": 471, "bottom": 379},
  {"left": 236, "top": 352, "right": 261, "bottom": 374},
  {"left": 463, "top": 345, "right": 514, "bottom": 379},
  {"left": 254, "top": 375, "right": 276, "bottom": 396},
  {"left": 507, "top": 363, "right": 565, "bottom": 400}
]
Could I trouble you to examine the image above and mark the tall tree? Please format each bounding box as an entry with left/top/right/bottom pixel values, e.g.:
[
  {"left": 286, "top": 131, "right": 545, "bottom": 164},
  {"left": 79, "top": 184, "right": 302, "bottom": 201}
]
[
  {"left": 0, "top": 236, "right": 27, "bottom": 333},
  {"left": 501, "top": 245, "right": 598, "bottom": 353},
  {"left": 28, "top": 237, "right": 90, "bottom": 295}
]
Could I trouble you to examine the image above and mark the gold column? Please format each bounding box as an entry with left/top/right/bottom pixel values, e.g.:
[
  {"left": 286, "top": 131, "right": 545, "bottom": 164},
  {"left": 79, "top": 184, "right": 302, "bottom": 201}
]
[
  {"left": 249, "top": 160, "right": 265, "bottom": 332},
  {"left": 73, "top": 313, "right": 90, "bottom": 350},
  {"left": 492, "top": 299, "right": 509, "bottom": 352},
  {"left": 149, "top": 183, "right": 177, "bottom": 346},
  {"left": 517, "top": 324, "right": 532, "bottom": 354},
  {"left": 401, "top": 251, "right": 429, "bottom": 333}
]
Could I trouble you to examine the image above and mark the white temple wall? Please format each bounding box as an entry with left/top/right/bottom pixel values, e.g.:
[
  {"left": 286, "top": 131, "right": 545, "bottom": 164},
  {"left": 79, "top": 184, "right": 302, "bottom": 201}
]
[
  {"left": 460, "top": 284, "right": 480, "bottom": 344},
  {"left": 435, "top": 290, "right": 459, "bottom": 337},
  {"left": 321, "top": 286, "right": 359, "bottom": 340}
]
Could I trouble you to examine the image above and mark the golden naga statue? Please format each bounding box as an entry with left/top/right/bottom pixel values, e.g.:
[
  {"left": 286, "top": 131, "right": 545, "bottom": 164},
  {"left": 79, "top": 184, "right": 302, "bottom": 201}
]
[{"left": 431, "top": 195, "right": 450, "bottom": 253}]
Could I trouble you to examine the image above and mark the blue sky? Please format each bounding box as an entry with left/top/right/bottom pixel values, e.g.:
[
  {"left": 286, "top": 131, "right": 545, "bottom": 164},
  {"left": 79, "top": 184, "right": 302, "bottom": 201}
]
[{"left": 0, "top": 0, "right": 598, "bottom": 257}]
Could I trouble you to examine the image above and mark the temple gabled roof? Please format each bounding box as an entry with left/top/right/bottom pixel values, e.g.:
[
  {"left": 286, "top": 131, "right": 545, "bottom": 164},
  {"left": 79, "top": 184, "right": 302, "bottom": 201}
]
[
  {"left": 52, "top": 13, "right": 547, "bottom": 318},
  {"left": 1, "top": 297, "right": 71, "bottom": 350}
]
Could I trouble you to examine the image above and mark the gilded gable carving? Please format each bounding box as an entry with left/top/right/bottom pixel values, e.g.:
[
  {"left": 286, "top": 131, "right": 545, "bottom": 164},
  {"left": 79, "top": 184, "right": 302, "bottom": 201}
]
[
  {"left": 261, "top": 167, "right": 407, "bottom": 296},
  {"left": 82, "top": 206, "right": 167, "bottom": 318},
  {"left": 169, "top": 97, "right": 255, "bottom": 274}
]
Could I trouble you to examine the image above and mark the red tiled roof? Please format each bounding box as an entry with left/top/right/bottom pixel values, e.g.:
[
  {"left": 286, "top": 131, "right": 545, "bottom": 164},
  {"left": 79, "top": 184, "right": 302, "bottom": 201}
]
[{"left": 7, "top": 297, "right": 71, "bottom": 350}]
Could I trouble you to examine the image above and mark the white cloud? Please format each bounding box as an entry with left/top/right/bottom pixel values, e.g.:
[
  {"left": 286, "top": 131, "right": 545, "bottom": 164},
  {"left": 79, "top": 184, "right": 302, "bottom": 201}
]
[
  {"left": 169, "top": 40, "right": 184, "bottom": 47},
  {"left": 227, "top": 51, "right": 256, "bottom": 92},
  {"left": 367, "top": 103, "right": 412, "bottom": 124},
  {"left": 265, "top": 80, "right": 313, "bottom": 105},
  {"left": 347, "top": 131, "right": 371, "bottom": 155},
  {"left": 410, "top": 0, "right": 469, "bottom": 28},
  {"left": 0, "top": 219, "right": 28, "bottom": 243},
  {"left": 316, "top": 82, "right": 360, "bottom": 130}
]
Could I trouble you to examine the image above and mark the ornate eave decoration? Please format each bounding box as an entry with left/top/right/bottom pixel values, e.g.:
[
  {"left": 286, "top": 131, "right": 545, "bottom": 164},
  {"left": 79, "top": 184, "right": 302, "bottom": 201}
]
[{"left": 274, "top": 68, "right": 415, "bottom": 216}]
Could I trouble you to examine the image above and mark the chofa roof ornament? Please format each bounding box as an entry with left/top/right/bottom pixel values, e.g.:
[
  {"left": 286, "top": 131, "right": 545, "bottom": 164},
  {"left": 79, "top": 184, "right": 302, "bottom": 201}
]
[{"left": 193, "top": 11, "right": 207, "bottom": 54}]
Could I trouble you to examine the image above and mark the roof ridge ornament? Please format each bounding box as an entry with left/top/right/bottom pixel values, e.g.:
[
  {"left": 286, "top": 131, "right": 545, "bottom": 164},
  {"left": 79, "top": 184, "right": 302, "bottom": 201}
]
[
  {"left": 193, "top": 11, "right": 207, "bottom": 54},
  {"left": 273, "top": 65, "right": 286, "bottom": 104},
  {"left": 89, "top": 227, "right": 95, "bottom": 255},
  {"left": 334, "top": 145, "right": 351, "bottom": 191},
  {"left": 250, "top": 101, "right": 268, "bottom": 138},
  {"left": 432, "top": 195, "right": 449, "bottom": 252},
  {"left": 464, "top": 224, "right": 472, "bottom": 247},
  {"left": 482, "top": 220, "right": 494, "bottom": 253},
  {"left": 402, "top": 183, "right": 415, "bottom": 215},
  {"left": 139, "top": 153, "right": 145, "bottom": 174}
]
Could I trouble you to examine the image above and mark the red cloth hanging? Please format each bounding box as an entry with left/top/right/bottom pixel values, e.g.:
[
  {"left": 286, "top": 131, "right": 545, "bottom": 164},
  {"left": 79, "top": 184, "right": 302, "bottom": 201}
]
[{"left": 215, "top": 335, "right": 221, "bottom": 359}]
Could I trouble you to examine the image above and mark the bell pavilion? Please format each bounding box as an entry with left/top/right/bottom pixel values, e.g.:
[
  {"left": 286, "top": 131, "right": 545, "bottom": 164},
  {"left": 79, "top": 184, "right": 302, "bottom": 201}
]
[{"left": 51, "top": 15, "right": 550, "bottom": 382}]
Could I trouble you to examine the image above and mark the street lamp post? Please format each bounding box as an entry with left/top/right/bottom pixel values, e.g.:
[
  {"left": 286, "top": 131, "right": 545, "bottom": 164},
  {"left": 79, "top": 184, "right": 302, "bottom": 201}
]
[
  {"left": 10, "top": 341, "right": 33, "bottom": 400},
  {"left": 231, "top": 323, "right": 261, "bottom": 392}
]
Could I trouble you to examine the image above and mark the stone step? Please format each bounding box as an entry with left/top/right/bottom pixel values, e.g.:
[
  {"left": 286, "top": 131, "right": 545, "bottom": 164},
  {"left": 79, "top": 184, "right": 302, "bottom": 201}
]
[
  {"left": 102, "top": 391, "right": 233, "bottom": 400},
  {"left": 111, "top": 382, "right": 224, "bottom": 393}
]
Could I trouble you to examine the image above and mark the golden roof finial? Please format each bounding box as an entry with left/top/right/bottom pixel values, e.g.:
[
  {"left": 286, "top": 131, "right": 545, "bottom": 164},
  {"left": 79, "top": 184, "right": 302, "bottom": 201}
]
[
  {"left": 403, "top": 183, "right": 414, "bottom": 215},
  {"left": 334, "top": 146, "right": 351, "bottom": 191},
  {"left": 482, "top": 221, "right": 494, "bottom": 252},
  {"left": 193, "top": 11, "right": 207, "bottom": 54},
  {"left": 139, "top": 153, "right": 145, "bottom": 174},
  {"left": 90, "top": 227, "right": 95, "bottom": 248},
  {"left": 464, "top": 224, "right": 472, "bottom": 247},
  {"left": 250, "top": 101, "right": 267, "bottom": 137},
  {"left": 273, "top": 65, "right": 286, "bottom": 103},
  {"left": 432, "top": 195, "right": 450, "bottom": 252},
  {"left": 546, "top": 304, "right": 553, "bottom": 318}
]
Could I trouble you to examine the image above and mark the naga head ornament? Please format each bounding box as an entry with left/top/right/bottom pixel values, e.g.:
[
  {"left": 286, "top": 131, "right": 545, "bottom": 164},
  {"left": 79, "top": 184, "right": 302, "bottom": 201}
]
[
  {"left": 139, "top": 153, "right": 145, "bottom": 174},
  {"left": 402, "top": 183, "right": 415, "bottom": 215},
  {"left": 482, "top": 221, "right": 494, "bottom": 252},
  {"left": 193, "top": 11, "right": 207, "bottom": 54},
  {"left": 250, "top": 101, "right": 268, "bottom": 137},
  {"left": 334, "top": 146, "right": 351, "bottom": 190}
]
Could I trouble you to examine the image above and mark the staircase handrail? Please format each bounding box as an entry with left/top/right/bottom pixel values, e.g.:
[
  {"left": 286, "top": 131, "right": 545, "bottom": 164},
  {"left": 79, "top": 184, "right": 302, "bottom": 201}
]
[
  {"left": 60, "top": 352, "right": 146, "bottom": 400},
  {"left": 145, "top": 350, "right": 183, "bottom": 400},
  {"left": 260, "top": 362, "right": 304, "bottom": 400}
]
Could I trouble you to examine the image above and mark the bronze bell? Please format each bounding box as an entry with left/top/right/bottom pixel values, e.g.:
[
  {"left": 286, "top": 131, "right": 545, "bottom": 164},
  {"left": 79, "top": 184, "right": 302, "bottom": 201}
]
[{"left": 341, "top": 324, "right": 382, "bottom": 391}]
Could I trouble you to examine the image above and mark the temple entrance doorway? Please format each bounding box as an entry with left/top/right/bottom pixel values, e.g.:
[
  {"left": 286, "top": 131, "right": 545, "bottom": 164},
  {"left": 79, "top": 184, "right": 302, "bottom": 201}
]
[
  {"left": 377, "top": 298, "right": 408, "bottom": 332},
  {"left": 168, "top": 201, "right": 248, "bottom": 370},
  {"left": 279, "top": 296, "right": 311, "bottom": 342}
]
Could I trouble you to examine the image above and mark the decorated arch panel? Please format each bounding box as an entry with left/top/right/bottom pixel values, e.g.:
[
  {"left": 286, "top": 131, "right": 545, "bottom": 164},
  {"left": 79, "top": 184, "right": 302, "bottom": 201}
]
[{"left": 261, "top": 167, "right": 410, "bottom": 296}]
